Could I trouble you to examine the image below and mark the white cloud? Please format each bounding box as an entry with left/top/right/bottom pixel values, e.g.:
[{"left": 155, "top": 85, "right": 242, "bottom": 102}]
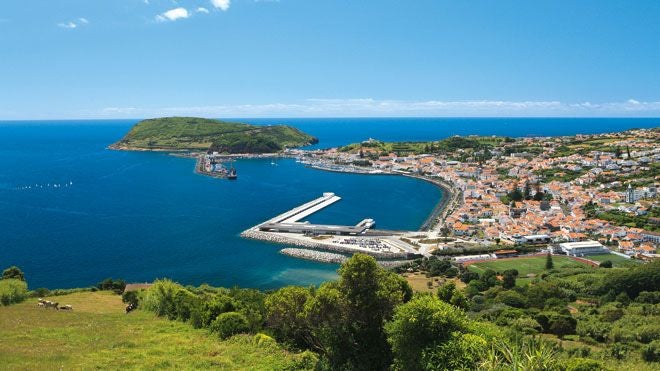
[
  {"left": 156, "top": 7, "right": 190, "bottom": 22},
  {"left": 97, "top": 99, "right": 660, "bottom": 118},
  {"left": 58, "top": 22, "right": 77, "bottom": 29},
  {"left": 211, "top": 0, "right": 231, "bottom": 11},
  {"left": 78, "top": 17, "right": 89, "bottom": 24},
  {"left": 196, "top": 7, "right": 210, "bottom": 14}
]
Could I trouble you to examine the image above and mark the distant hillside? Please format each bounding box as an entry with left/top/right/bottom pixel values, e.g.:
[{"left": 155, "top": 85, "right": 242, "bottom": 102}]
[{"left": 111, "top": 117, "right": 318, "bottom": 153}]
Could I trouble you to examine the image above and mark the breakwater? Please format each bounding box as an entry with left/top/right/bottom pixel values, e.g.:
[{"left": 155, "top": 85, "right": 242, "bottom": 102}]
[
  {"left": 241, "top": 230, "right": 409, "bottom": 260},
  {"left": 280, "top": 248, "right": 348, "bottom": 264}
]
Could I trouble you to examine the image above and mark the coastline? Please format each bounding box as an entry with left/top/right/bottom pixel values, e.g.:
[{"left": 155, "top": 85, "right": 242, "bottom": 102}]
[
  {"left": 305, "top": 163, "right": 458, "bottom": 232},
  {"left": 241, "top": 161, "right": 458, "bottom": 266}
]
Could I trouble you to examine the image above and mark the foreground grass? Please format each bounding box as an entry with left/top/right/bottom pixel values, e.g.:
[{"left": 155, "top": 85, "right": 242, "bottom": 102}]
[{"left": 0, "top": 291, "right": 311, "bottom": 370}]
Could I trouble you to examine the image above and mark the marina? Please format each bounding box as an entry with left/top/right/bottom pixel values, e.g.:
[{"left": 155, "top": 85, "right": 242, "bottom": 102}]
[{"left": 242, "top": 192, "right": 434, "bottom": 261}]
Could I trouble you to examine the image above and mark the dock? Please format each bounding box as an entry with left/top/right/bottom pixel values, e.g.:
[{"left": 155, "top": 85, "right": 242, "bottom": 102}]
[
  {"left": 254, "top": 192, "right": 375, "bottom": 236},
  {"left": 267, "top": 192, "right": 341, "bottom": 224}
]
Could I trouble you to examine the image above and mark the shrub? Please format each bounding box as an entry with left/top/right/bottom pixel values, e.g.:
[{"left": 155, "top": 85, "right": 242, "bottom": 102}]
[
  {"left": 599, "top": 260, "right": 613, "bottom": 268},
  {"left": 548, "top": 315, "right": 577, "bottom": 338},
  {"left": 252, "top": 333, "right": 277, "bottom": 347},
  {"left": 564, "top": 357, "right": 604, "bottom": 371},
  {"left": 385, "top": 295, "right": 472, "bottom": 370},
  {"left": 600, "top": 303, "right": 624, "bottom": 322},
  {"left": 576, "top": 318, "right": 610, "bottom": 343},
  {"left": 636, "top": 325, "right": 660, "bottom": 344},
  {"left": 197, "top": 294, "right": 235, "bottom": 328},
  {"left": 496, "top": 290, "right": 528, "bottom": 308},
  {"left": 636, "top": 291, "right": 660, "bottom": 304},
  {"left": 0, "top": 279, "right": 28, "bottom": 306},
  {"left": 141, "top": 279, "right": 185, "bottom": 319},
  {"left": 511, "top": 317, "right": 542, "bottom": 335},
  {"left": 96, "top": 278, "right": 126, "bottom": 294},
  {"left": 641, "top": 340, "right": 659, "bottom": 363},
  {"left": 122, "top": 290, "right": 139, "bottom": 306},
  {"left": 211, "top": 311, "right": 250, "bottom": 339},
  {"left": 30, "top": 287, "right": 50, "bottom": 298}
]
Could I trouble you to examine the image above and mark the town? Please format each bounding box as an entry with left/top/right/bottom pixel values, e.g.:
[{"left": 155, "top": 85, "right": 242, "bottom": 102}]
[{"left": 288, "top": 128, "right": 659, "bottom": 261}]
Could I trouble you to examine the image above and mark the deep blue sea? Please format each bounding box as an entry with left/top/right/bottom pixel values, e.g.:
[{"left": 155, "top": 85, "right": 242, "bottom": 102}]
[{"left": 0, "top": 118, "right": 657, "bottom": 290}]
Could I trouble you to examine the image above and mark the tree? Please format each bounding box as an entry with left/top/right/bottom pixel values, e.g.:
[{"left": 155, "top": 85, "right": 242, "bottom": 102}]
[
  {"left": 460, "top": 271, "right": 479, "bottom": 284},
  {"left": 507, "top": 188, "right": 524, "bottom": 202},
  {"left": 549, "top": 316, "right": 577, "bottom": 339},
  {"left": 385, "top": 295, "right": 477, "bottom": 371},
  {"left": 305, "top": 254, "right": 412, "bottom": 369},
  {"left": 265, "top": 286, "right": 313, "bottom": 348},
  {"left": 626, "top": 145, "right": 631, "bottom": 159},
  {"left": 523, "top": 181, "right": 532, "bottom": 200},
  {"left": 600, "top": 260, "right": 613, "bottom": 268},
  {"left": 437, "top": 281, "right": 456, "bottom": 303},
  {"left": 545, "top": 253, "right": 554, "bottom": 270},
  {"left": 2, "top": 266, "right": 25, "bottom": 281},
  {"left": 502, "top": 271, "right": 517, "bottom": 289}
]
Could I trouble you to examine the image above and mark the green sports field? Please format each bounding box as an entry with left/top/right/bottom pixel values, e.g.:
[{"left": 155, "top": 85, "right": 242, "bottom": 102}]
[{"left": 586, "top": 253, "right": 640, "bottom": 267}]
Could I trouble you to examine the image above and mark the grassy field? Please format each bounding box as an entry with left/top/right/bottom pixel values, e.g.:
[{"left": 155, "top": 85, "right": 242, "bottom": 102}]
[
  {"left": 586, "top": 253, "right": 640, "bottom": 267},
  {"left": 467, "top": 256, "right": 592, "bottom": 285},
  {"left": 0, "top": 291, "right": 312, "bottom": 370}
]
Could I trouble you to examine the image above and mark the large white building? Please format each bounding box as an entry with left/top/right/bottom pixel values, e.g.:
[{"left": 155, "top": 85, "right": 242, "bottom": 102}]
[{"left": 559, "top": 240, "right": 608, "bottom": 257}]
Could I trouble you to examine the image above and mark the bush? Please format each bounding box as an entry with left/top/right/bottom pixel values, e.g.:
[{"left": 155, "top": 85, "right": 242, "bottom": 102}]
[
  {"left": 0, "top": 279, "right": 28, "bottom": 306},
  {"left": 211, "top": 311, "right": 250, "bottom": 339},
  {"left": 547, "top": 315, "right": 577, "bottom": 338},
  {"left": 599, "top": 260, "right": 613, "bottom": 268},
  {"left": 564, "top": 357, "right": 604, "bottom": 371},
  {"left": 122, "top": 290, "right": 139, "bottom": 306},
  {"left": 141, "top": 279, "right": 186, "bottom": 319},
  {"left": 31, "top": 288, "right": 50, "bottom": 298},
  {"left": 641, "top": 340, "right": 659, "bottom": 363},
  {"left": 252, "top": 333, "right": 277, "bottom": 347},
  {"left": 496, "top": 290, "right": 528, "bottom": 308},
  {"left": 385, "top": 295, "right": 474, "bottom": 370},
  {"left": 636, "top": 291, "right": 660, "bottom": 304}
]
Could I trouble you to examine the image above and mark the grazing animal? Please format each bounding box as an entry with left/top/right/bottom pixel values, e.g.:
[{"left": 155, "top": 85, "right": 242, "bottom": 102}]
[
  {"left": 45, "top": 301, "right": 59, "bottom": 310},
  {"left": 125, "top": 303, "right": 136, "bottom": 314},
  {"left": 60, "top": 305, "right": 73, "bottom": 310},
  {"left": 37, "top": 302, "right": 45, "bottom": 308}
]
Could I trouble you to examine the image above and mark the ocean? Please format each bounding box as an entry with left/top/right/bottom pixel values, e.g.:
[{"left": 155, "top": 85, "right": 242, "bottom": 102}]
[{"left": 0, "top": 118, "right": 657, "bottom": 289}]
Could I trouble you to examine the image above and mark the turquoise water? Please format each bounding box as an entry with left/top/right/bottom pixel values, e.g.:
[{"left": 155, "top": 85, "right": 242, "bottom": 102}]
[{"left": 0, "top": 118, "right": 657, "bottom": 289}]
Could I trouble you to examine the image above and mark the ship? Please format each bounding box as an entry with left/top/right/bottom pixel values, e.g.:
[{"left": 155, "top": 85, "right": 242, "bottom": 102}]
[{"left": 227, "top": 161, "right": 237, "bottom": 180}]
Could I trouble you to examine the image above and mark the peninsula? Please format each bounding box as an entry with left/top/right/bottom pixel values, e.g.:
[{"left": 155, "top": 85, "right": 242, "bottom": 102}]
[{"left": 110, "top": 117, "right": 318, "bottom": 153}]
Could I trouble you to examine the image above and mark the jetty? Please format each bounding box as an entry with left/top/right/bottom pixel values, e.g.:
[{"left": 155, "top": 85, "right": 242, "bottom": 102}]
[
  {"left": 255, "top": 192, "right": 376, "bottom": 236},
  {"left": 241, "top": 192, "right": 431, "bottom": 262}
]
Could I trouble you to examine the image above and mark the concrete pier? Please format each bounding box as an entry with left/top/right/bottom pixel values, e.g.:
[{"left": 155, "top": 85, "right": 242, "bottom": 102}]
[
  {"left": 260, "top": 192, "right": 341, "bottom": 225},
  {"left": 251, "top": 192, "right": 375, "bottom": 236}
]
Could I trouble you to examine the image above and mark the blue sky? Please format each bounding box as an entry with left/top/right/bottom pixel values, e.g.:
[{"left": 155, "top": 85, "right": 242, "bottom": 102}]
[{"left": 1, "top": 0, "right": 660, "bottom": 119}]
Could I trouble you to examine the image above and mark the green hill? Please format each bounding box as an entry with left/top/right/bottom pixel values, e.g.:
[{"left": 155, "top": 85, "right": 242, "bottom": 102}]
[
  {"left": 111, "top": 117, "right": 318, "bottom": 153},
  {"left": 0, "top": 291, "right": 313, "bottom": 369}
]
